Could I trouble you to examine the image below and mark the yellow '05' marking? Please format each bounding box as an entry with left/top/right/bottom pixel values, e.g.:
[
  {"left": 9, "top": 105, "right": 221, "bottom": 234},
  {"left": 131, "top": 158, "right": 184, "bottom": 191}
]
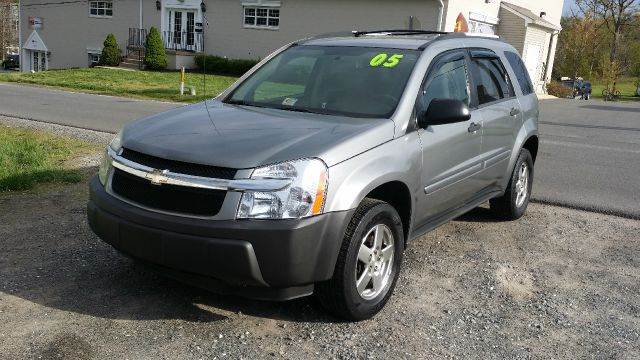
[{"left": 370, "top": 53, "right": 404, "bottom": 68}]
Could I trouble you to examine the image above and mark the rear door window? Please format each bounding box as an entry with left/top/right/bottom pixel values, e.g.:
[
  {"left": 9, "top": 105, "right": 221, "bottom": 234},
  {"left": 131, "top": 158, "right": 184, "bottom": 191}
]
[
  {"left": 504, "top": 51, "right": 534, "bottom": 95},
  {"left": 470, "top": 55, "right": 514, "bottom": 105}
]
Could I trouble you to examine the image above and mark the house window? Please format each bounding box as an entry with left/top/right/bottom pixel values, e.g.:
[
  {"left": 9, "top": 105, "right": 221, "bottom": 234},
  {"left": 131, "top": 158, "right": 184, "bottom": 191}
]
[
  {"left": 90, "top": 1, "right": 113, "bottom": 17},
  {"left": 244, "top": 6, "right": 279, "bottom": 29},
  {"left": 468, "top": 20, "right": 495, "bottom": 35}
]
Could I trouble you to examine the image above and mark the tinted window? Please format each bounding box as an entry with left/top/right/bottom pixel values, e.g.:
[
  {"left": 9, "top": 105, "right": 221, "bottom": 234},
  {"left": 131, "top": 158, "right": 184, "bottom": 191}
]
[
  {"left": 227, "top": 46, "right": 421, "bottom": 118},
  {"left": 420, "top": 56, "right": 470, "bottom": 111},
  {"left": 470, "top": 57, "right": 513, "bottom": 105},
  {"left": 504, "top": 51, "right": 534, "bottom": 95}
]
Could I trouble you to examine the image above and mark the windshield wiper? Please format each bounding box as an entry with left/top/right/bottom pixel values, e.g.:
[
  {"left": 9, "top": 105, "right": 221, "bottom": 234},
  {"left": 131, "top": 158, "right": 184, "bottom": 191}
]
[
  {"left": 226, "top": 99, "right": 268, "bottom": 108},
  {"left": 226, "top": 100, "right": 327, "bottom": 115},
  {"left": 224, "top": 99, "right": 245, "bottom": 106},
  {"left": 275, "top": 106, "right": 329, "bottom": 115}
]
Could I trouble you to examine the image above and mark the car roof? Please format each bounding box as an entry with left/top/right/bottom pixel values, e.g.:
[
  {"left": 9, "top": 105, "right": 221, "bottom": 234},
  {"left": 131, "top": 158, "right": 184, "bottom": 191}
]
[{"left": 298, "top": 30, "right": 504, "bottom": 50}]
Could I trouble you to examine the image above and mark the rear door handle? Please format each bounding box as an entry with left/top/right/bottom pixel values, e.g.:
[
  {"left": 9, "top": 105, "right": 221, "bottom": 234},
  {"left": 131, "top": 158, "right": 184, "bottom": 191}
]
[
  {"left": 468, "top": 122, "right": 482, "bottom": 133},
  {"left": 510, "top": 107, "right": 521, "bottom": 117}
]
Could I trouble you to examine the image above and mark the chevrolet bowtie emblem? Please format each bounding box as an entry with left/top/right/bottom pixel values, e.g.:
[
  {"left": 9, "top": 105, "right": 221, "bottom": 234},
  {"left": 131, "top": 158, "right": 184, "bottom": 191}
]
[{"left": 146, "top": 169, "right": 169, "bottom": 186}]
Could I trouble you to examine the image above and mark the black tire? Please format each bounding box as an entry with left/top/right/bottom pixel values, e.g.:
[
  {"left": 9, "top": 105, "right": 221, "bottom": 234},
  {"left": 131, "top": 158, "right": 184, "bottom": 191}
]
[
  {"left": 490, "top": 149, "right": 534, "bottom": 220},
  {"left": 315, "top": 198, "right": 404, "bottom": 321}
]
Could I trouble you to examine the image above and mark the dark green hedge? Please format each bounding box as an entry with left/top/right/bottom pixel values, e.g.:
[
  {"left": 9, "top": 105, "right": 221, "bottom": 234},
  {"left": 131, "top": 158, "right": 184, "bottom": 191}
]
[
  {"left": 99, "top": 33, "right": 121, "bottom": 66},
  {"left": 144, "top": 27, "right": 168, "bottom": 70},
  {"left": 194, "top": 55, "right": 259, "bottom": 76}
]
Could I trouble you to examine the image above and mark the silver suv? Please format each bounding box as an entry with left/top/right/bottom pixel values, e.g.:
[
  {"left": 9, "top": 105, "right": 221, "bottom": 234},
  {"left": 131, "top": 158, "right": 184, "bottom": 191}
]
[{"left": 89, "top": 30, "right": 539, "bottom": 320}]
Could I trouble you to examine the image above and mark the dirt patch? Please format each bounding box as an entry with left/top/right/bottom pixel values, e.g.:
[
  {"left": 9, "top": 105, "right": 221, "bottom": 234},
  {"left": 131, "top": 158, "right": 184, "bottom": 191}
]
[
  {"left": 0, "top": 179, "right": 638, "bottom": 359},
  {"left": 495, "top": 265, "right": 535, "bottom": 300}
]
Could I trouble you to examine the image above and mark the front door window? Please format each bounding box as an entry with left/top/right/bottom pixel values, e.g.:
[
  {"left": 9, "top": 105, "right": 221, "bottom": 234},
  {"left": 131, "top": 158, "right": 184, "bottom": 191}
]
[
  {"left": 173, "top": 11, "right": 182, "bottom": 45},
  {"left": 186, "top": 12, "right": 195, "bottom": 46},
  {"left": 31, "top": 51, "right": 47, "bottom": 72},
  {"left": 168, "top": 9, "right": 197, "bottom": 51}
]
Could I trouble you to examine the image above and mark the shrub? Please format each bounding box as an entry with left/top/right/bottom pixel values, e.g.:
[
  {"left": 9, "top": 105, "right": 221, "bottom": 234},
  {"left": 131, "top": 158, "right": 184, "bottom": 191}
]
[
  {"left": 144, "top": 27, "right": 168, "bottom": 70},
  {"left": 546, "top": 81, "right": 573, "bottom": 98},
  {"left": 194, "top": 55, "right": 259, "bottom": 76},
  {"left": 98, "top": 33, "right": 121, "bottom": 66}
]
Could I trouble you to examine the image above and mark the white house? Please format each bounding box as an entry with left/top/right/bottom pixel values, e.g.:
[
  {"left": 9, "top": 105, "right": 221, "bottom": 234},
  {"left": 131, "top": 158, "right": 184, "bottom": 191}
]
[{"left": 19, "top": 0, "right": 564, "bottom": 92}]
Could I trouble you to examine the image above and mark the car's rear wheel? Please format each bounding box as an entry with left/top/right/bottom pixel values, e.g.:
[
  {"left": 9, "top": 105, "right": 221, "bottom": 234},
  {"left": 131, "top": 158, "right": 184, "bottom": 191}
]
[
  {"left": 490, "top": 149, "right": 534, "bottom": 220},
  {"left": 315, "top": 198, "right": 404, "bottom": 321}
]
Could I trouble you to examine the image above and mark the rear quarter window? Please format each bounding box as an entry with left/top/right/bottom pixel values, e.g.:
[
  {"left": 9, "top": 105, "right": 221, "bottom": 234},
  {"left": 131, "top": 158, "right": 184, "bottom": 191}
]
[{"left": 504, "top": 51, "right": 534, "bottom": 95}]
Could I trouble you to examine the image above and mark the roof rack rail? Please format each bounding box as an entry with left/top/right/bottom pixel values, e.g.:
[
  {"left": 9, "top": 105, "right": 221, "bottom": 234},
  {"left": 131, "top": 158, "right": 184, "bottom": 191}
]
[{"left": 352, "top": 29, "right": 449, "bottom": 37}]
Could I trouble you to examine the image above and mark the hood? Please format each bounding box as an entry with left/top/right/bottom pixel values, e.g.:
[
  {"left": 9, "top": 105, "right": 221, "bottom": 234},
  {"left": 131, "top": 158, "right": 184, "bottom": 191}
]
[{"left": 121, "top": 100, "right": 394, "bottom": 169}]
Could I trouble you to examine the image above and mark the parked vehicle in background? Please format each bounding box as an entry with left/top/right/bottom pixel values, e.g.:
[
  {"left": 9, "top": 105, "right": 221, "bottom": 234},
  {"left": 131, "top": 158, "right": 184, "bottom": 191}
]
[
  {"left": 559, "top": 77, "right": 591, "bottom": 100},
  {"left": 88, "top": 30, "right": 540, "bottom": 321},
  {"left": 576, "top": 79, "right": 592, "bottom": 100},
  {"left": 2, "top": 54, "right": 19, "bottom": 70}
]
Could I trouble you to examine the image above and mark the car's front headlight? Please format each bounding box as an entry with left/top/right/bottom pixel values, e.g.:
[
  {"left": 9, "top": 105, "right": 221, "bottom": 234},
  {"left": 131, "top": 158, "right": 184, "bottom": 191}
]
[
  {"left": 237, "top": 159, "right": 328, "bottom": 219},
  {"left": 109, "top": 130, "right": 123, "bottom": 152},
  {"left": 98, "top": 131, "right": 123, "bottom": 186}
]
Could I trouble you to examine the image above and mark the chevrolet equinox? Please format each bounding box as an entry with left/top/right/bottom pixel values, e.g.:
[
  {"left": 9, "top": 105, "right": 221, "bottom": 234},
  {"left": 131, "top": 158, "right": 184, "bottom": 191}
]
[{"left": 88, "top": 30, "right": 539, "bottom": 320}]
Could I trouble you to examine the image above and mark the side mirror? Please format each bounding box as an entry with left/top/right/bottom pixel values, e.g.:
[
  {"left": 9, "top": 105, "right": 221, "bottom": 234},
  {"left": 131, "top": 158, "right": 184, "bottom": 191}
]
[{"left": 418, "top": 98, "right": 471, "bottom": 129}]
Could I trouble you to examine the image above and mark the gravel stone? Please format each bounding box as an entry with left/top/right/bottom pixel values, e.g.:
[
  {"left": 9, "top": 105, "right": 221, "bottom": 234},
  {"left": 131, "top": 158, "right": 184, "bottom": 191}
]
[{"left": 0, "top": 179, "right": 638, "bottom": 359}]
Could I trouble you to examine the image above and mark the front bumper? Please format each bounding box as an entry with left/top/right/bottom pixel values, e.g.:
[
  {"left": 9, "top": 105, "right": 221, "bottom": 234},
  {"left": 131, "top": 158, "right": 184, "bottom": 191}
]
[{"left": 87, "top": 177, "right": 353, "bottom": 301}]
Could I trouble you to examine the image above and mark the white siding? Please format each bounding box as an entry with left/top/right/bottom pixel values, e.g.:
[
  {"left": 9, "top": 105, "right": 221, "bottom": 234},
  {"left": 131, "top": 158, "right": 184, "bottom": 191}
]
[
  {"left": 20, "top": 0, "right": 159, "bottom": 70},
  {"left": 203, "top": 0, "right": 440, "bottom": 59},
  {"left": 497, "top": 6, "right": 526, "bottom": 54}
]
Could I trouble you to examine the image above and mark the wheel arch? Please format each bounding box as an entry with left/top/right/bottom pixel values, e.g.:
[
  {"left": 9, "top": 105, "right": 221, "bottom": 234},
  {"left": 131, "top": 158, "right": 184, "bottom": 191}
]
[
  {"left": 501, "top": 118, "right": 538, "bottom": 190},
  {"left": 363, "top": 181, "right": 413, "bottom": 244},
  {"left": 522, "top": 135, "right": 539, "bottom": 164}
]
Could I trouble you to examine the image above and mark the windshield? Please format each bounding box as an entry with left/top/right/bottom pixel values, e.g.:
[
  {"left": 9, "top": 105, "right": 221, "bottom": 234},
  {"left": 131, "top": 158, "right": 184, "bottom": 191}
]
[{"left": 225, "top": 45, "right": 421, "bottom": 118}]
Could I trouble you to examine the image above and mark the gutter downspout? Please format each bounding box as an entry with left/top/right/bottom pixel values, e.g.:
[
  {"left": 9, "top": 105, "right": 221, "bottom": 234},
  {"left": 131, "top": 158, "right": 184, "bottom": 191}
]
[
  {"left": 139, "top": 0, "right": 143, "bottom": 29},
  {"left": 18, "top": 3, "right": 23, "bottom": 72},
  {"left": 544, "top": 29, "right": 560, "bottom": 84},
  {"left": 436, "top": 0, "right": 445, "bottom": 31}
]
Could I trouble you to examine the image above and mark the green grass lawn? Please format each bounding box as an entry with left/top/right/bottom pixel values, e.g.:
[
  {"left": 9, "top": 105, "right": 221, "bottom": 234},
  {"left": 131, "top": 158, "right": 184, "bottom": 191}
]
[
  {"left": 591, "top": 77, "right": 640, "bottom": 101},
  {"left": 0, "top": 126, "right": 98, "bottom": 192},
  {"left": 0, "top": 68, "right": 238, "bottom": 103}
]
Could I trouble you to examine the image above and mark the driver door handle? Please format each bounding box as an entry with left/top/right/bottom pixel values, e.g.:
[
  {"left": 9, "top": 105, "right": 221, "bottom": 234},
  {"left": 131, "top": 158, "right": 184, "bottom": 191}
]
[
  {"left": 510, "top": 107, "right": 521, "bottom": 117},
  {"left": 468, "top": 122, "right": 482, "bottom": 133}
]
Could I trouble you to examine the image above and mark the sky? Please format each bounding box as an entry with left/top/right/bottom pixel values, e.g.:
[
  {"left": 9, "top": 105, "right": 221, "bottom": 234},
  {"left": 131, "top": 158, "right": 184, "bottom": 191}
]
[{"left": 563, "top": 0, "right": 579, "bottom": 16}]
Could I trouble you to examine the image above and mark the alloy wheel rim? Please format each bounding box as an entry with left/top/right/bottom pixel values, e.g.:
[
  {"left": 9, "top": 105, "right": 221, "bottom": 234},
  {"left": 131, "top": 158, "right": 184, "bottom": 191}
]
[
  {"left": 355, "top": 224, "right": 395, "bottom": 300},
  {"left": 515, "top": 162, "right": 529, "bottom": 208}
]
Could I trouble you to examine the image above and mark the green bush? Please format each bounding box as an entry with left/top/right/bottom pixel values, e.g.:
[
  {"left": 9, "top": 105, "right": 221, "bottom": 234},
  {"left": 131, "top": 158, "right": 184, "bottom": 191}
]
[
  {"left": 98, "top": 33, "right": 121, "bottom": 66},
  {"left": 144, "top": 27, "right": 168, "bottom": 70},
  {"left": 194, "top": 55, "right": 259, "bottom": 76}
]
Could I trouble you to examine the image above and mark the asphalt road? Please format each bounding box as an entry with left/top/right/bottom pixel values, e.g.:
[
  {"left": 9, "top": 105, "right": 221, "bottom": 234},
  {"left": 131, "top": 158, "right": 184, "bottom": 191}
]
[
  {"left": 536, "top": 100, "right": 640, "bottom": 219},
  {"left": 0, "top": 83, "right": 638, "bottom": 218},
  {"left": 0, "top": 83, "right": 178, "bottom": 133}
]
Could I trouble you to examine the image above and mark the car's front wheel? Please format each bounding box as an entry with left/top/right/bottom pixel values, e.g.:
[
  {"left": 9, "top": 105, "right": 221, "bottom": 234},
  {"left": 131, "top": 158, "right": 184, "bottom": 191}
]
[
  {"left": 490, "top": 149, "right": 534, "bottom": 220},
  {"left": 316, "top": 198, "right": 404, "bottom": 320}
]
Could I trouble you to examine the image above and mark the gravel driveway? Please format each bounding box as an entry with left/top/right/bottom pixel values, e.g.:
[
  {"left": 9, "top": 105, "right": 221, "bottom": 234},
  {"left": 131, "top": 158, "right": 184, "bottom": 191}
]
[{"left": 1, "top": 174, "right": 638, "bottom": 359}]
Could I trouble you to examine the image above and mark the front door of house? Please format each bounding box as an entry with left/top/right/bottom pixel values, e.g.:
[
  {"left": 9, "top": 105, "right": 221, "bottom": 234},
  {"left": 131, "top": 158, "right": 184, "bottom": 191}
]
[{"left": 168, "top": 9, "right": 196, "bottom": 51}]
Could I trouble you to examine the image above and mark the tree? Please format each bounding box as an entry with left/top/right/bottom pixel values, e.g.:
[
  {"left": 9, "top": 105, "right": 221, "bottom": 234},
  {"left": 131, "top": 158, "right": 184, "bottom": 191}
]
[
  {"left": 553, "top": 12, "right": 604, "bottom": 79},
  {"left": 144, "top": 27, "right": 167, "bottom": 70},
  {"left": 99, "top": 33, "right": 121, "bottom": 66},
  {"left": 577, "top": 0, "right": 639, "bottom": 68},
  {"left": 0, "top": 0, "right": 18, "bottom": 61}
]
